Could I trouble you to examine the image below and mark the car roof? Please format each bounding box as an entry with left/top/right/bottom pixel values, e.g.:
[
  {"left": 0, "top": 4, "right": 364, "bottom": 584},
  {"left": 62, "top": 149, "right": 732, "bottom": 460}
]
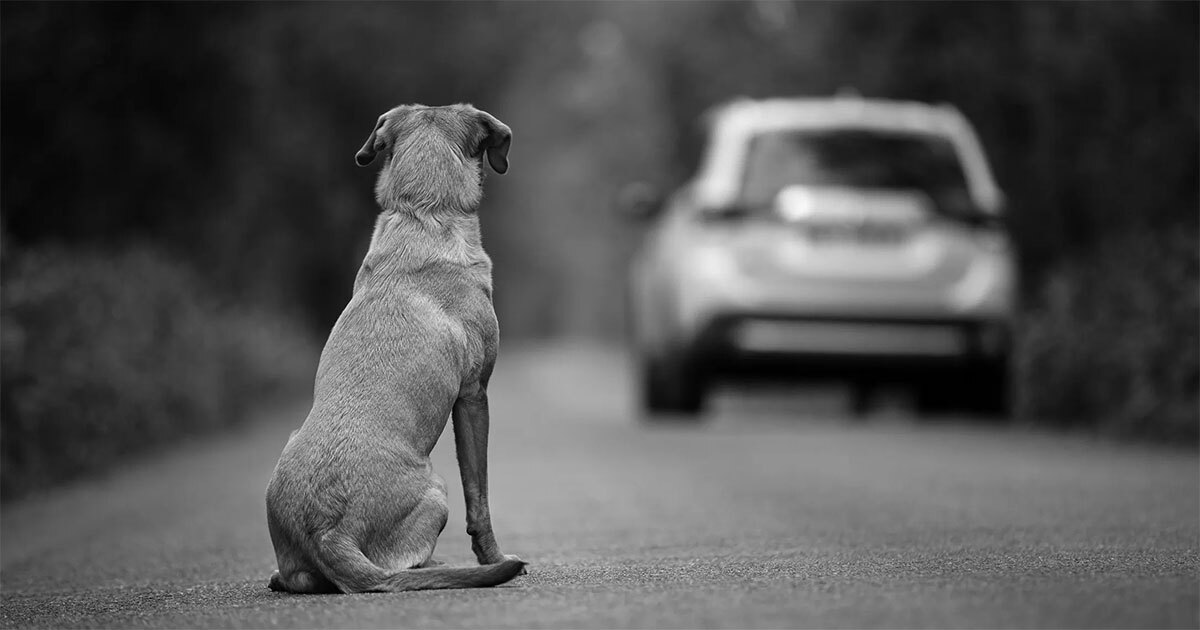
[{"left": 707, "top": 96, "right": 972, "bottom": 137}]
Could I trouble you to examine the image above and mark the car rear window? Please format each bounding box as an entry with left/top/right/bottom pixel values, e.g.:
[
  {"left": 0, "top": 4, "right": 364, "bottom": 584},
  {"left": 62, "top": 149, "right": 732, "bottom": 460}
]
[{"left": 739, "top": 129, "right": 972, "bottom": 210}]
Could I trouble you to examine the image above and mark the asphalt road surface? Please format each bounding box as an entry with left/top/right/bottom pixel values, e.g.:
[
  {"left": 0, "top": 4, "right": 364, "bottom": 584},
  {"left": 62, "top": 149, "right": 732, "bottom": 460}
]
[{"left": 2, "top": 343, "right": 1197, "bottom": 629}]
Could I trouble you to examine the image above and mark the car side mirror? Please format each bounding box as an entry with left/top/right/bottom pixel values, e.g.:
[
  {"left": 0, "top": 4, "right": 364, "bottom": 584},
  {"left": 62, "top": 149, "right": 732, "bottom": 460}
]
[{"left": 617, "top": 182, "right": 665, "bottom": 221}]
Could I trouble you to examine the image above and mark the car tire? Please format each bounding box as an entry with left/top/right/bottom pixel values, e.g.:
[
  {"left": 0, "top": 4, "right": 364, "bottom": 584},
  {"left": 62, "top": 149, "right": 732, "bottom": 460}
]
[
  {"left": 639, "top": 350, "right": 706, "bottom": 418},
  {"left": 914, "top": 363, "right": 1010, "bottom": 418},
  {"left": 913, "top": 377, "right": 961, "bottom": 417},
  {"left": 849, "top": 381, "right": 875, "bottom": 418},
  {"left": 963, "top": 362, "right": 1011, "bottom": 418}
]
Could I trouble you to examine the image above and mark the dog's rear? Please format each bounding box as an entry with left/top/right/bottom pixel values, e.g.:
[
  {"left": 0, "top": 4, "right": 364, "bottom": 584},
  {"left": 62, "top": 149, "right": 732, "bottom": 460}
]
[{"left": 265, "top": 104, "right": 521, "bottom": 594}]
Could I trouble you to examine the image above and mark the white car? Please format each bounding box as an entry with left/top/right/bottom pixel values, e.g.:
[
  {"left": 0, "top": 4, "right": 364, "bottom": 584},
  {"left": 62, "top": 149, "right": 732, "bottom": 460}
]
[{"left": 626, "top": 95, "right": 1015, "bottom": 417}]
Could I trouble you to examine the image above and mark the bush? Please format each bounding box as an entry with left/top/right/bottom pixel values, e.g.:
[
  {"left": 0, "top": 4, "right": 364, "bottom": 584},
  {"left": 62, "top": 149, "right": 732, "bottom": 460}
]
[
  {"left": 1014, "top": 227, "right": 1199, "bottom": 443},
  {"left": 0, "top": 245, "right": 317, "bottom": 500}
]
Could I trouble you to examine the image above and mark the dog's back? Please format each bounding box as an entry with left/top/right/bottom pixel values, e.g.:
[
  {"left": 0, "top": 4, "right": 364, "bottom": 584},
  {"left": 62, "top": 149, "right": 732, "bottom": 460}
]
[
  {"left": 313, "top": 217, "right": 497, "bottom": 441},
  {"left": 265, "top": 104, "right": 522, "bottom": 593}
]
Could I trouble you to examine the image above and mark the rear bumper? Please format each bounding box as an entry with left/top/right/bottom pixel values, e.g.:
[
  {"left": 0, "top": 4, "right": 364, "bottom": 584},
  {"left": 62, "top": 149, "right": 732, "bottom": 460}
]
[{"left": 688, "top": 313, "right": 1009, "bottom": 379}]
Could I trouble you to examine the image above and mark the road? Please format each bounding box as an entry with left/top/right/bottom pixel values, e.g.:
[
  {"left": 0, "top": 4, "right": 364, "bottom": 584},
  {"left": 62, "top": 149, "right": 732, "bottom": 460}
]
[{"left": 2, "top": 343, "right": 1197, "bottom": 629}]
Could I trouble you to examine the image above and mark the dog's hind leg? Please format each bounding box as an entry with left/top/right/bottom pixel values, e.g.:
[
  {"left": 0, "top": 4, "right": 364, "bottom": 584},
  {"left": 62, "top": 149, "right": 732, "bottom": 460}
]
[
  {"left": 362, "top": 478, "right": 451, "bottom": 572},
  {"left": 393, "top": 480, "right": 451, "bottom": 570},
  {"left": 317, "top": 482, "right": 453, "bottom": 592},
  {"left": 266, "top": 498, "right": 340, "bottom": 593},
  {"left": 269, "top": 568, "right": 339, "bottom": 594},
  {"left": 410, "top": 479, "right": 451, "bottom": 569}
]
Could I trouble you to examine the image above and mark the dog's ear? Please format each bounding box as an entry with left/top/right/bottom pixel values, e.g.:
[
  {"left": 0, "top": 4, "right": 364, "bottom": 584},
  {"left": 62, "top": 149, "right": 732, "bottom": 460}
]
[
  {"left": 475, "top": 110, "right": 512, "bottom": 174},
  {"left": 355, "top": 116, "right": 388, "bottom": 167}
]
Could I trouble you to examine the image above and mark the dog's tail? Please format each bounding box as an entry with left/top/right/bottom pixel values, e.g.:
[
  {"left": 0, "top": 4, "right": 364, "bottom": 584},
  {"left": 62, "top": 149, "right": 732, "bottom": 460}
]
[
  {"left": 317, "top": 533, "right": 525, "bottom": 593},
  {"left": 368, "top": 561, "right": 526, "bottom": 592}
]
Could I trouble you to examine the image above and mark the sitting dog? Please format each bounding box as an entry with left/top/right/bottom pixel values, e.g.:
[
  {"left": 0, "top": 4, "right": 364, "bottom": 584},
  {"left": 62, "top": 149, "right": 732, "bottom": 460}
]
[{"left": 265, "top": 103, "right": 524, "bottom": 593}]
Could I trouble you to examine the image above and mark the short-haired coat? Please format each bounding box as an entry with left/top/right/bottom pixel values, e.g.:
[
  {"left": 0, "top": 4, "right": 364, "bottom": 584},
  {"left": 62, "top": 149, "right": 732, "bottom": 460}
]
[{"left": 265, "top": 103, "right": 524, "bottom": 593}]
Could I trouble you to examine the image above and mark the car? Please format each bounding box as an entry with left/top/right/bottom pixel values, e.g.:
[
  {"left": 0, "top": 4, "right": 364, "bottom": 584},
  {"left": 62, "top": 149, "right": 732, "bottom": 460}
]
[{"left": 624, "top": 95, "right": 1015, "bottom": 418}]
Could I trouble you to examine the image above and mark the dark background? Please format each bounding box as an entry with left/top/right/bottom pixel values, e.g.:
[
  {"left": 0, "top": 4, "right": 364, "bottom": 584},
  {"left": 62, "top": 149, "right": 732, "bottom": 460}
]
[{"left": 2, "top": 1, "right": 1197, "bottom": 499}]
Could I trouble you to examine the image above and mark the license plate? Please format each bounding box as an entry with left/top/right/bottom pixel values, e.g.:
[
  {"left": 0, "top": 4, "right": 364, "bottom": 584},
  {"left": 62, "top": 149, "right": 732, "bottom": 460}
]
[{"left": 804, "top": 222, "right": 909, "bottom": 244}]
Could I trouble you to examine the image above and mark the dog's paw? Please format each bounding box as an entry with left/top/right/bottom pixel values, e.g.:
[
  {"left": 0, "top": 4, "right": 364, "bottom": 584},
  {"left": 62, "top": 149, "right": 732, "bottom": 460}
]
[
  {"left": 268, "top": 571, "right": 285, "bottom": 591},
  {"left": 503, "top": 554, "right": 528, "bottom": 575}
]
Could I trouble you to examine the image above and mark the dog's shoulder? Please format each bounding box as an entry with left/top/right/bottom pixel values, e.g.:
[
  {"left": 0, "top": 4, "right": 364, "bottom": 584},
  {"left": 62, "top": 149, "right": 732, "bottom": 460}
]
[{"left": 418, "top": 263, "right": 496, "bottom": 331}]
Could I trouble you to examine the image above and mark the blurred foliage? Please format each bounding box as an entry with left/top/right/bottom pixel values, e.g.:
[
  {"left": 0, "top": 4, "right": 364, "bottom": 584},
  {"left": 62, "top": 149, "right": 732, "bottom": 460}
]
[
  {"left": 1, "top": 2, "right": 527, "bottom": 328},
  {"left": 0, "top": 245, "right": 316, "bottom": 500},
  {"left": 0, "top": 0, "right": 1195, "bottom": 469},
  {"left": 1015, "top": 228, "right": 1199, "bottom": 441}
]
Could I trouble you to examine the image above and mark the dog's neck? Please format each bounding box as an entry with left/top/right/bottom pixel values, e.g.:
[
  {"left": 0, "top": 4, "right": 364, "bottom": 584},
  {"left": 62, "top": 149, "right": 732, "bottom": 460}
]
[{"left": 359, "top": 205, "right": 490, "bottom": 288}]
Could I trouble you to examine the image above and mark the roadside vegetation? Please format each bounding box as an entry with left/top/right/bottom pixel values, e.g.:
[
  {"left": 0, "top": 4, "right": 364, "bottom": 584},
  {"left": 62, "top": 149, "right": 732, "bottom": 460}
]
[{"left": 0, "top": 245, "right": 316, "bottom": 500}]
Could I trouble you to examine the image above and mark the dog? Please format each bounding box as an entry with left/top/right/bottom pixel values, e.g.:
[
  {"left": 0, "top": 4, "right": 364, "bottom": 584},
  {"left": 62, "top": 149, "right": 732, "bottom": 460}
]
[{"left": 265, "top": 103, "right": 524, "bottom": 593}]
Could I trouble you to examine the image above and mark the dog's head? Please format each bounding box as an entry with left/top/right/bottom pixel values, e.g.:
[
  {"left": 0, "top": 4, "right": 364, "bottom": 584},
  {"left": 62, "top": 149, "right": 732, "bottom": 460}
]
[{"left": 355, "top": 103, "right": 511, "bottom": 214}]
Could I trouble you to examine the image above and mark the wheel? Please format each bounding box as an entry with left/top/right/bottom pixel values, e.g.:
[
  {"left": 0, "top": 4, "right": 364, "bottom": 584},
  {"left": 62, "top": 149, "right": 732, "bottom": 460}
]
[
  {"left": 913, "top": 377, "right": 962, "bottom": 417},
  {"left": 963, "top": 362, "right": 1011, "bottom": 418},
  {"left": 914, "top": 363, "right": 1010, "bottom": 418},
  {"left": 848, "top": 381, "right": 875, "bottom": 418},
  {"left": 639, "top": 350, "right": 706, "bottom": 418}
]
